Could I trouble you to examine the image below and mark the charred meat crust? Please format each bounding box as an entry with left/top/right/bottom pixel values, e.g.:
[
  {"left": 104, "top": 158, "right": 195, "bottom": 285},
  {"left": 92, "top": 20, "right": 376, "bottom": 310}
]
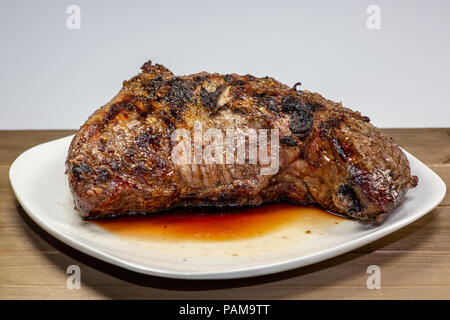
[{"left": 66, "top": 60, "right": 418, "bottom": 225}]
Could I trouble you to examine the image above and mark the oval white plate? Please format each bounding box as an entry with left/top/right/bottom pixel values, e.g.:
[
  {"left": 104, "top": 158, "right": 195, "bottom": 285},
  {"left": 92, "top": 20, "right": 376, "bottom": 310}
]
[{"left": 9, "top": 135, "right": 446, "bottom": 279}]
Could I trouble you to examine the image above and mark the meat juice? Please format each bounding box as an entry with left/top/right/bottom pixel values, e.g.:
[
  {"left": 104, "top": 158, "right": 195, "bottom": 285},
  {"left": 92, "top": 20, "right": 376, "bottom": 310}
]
[{"left": 93, "top": 203, "right": 345, "bottom": 241}]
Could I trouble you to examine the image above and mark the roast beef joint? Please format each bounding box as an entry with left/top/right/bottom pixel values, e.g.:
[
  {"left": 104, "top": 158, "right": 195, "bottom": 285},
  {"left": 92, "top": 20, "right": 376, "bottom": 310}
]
[{"left": 66, "top": 61, "right": 418, "bottom": 225}]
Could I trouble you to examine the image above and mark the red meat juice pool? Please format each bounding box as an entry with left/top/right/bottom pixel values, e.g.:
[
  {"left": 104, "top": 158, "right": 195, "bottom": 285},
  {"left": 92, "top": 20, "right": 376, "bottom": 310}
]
[{"left": 92, "top": 203, "right": 346, "bottom": 241}]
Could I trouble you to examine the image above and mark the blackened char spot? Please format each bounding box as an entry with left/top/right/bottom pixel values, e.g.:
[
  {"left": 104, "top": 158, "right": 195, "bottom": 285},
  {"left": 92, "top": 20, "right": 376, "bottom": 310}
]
[
  {"left": 97, "top": 168, "right": 110, "bottom": 182},
  {"left": 72, "top": 164, "right": 91, "bottom": 177},
  {"left": 282, "top": 94, "right": 301, "bottom": 113},
  {"left": 267, "top": 100, "right": 279, "bottom": 112},
  {"left": 290, "top": 112, "right": 312, "bottom": 136},
  {"left": 280, "top": 136, "right": 298, "bottom": 146},
  {"left": 163, "top": 77, "right": 194, "bottom": 108},
  {"left": 309, "top": 103, "right": 324, "bottom": 111},
  {"left": 162, "top": 78, "right": 195, "bottom": 121},
  {"left": 104, "top": 101, "right": 135, "bottom": 122},
  {"left": 140, "top": 61, "right": 173, "bottom": 76},
  {"left": 223, "top": 75, "right": 232, "bottom": 82},
  {"left": 133, "top": 96, "right": 154, "bottom": 118},
  {"left": 146, "top": 76, "right": 164, "bottom": 98},
  {"left": 338, "top": 184, "right": 362, "bottom": 214},
  {"left": 282, "top": 95, "right": 313, "bottom": 137},
  {"left": 319, "top": 118, "right": 343, "bottom": 137},
  {"left": 200, "top": 85, "right": 223, "bottom": 111},
  {"left": 169, "top": 107, "right": 184, "bottom": 122},
  {"left": 292, "top": 82, "right": 302, "bottom": 90},
  {"left": 411, "top": 175, "right": 419, "bottom": 187},
  {"left": 252, "top": 91, "right": 267, "bottom": 100},
  {"left": 192, "top": 74, "right": 208, "bottom": 84},
  {"left": 136, "top": 132, "right": 160, "bottom": 149},
  {"left": 224, "top": 74, "right": 245, "bottom": 86},
  {"left": 253, "top": 92, "right": 279, "bottom": 112},
  {"left": 158, "top": 110, "right": 175, "bottom": 130}
]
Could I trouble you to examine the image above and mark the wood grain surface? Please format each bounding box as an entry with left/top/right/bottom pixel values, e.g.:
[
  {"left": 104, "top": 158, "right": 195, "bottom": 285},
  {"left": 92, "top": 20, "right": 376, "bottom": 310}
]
[{"left": 0, "top": 129, "right": 449, "bottom": 299}]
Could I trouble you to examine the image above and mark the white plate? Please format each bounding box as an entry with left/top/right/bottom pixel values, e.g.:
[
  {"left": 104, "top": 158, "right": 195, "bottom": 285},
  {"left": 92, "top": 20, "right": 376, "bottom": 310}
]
[{"left": 9, "top": 135, "right": 446, "bottom": 279}]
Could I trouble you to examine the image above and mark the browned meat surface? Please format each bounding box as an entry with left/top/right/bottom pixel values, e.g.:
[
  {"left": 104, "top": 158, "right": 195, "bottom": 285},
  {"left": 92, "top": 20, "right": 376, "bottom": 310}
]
[{"left": 66, "top": 61, "right": 418, "bottom": 225}]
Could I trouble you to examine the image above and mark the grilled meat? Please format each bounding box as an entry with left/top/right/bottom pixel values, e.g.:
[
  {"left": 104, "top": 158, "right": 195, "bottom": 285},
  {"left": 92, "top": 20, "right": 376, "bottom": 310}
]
[{"left": 66, "top": 61, "right": 418, "bottom": 224}]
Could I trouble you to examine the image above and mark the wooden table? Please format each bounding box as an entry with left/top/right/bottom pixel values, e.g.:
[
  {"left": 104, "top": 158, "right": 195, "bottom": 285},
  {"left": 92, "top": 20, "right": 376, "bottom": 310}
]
[{"left": 0, "top": 129, "right": 449, "bottom": 299}]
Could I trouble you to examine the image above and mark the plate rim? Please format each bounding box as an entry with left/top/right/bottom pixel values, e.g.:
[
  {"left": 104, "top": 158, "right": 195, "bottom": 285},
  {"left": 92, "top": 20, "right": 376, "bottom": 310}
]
[{"left": 8, "top": 135, "right": 447, "bottom": 280}]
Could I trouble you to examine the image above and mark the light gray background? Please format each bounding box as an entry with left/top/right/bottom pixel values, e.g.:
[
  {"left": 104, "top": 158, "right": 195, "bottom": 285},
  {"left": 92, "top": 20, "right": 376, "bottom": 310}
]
[{"left": 1, "top": 0, "right": 449, "bottom": 129}]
